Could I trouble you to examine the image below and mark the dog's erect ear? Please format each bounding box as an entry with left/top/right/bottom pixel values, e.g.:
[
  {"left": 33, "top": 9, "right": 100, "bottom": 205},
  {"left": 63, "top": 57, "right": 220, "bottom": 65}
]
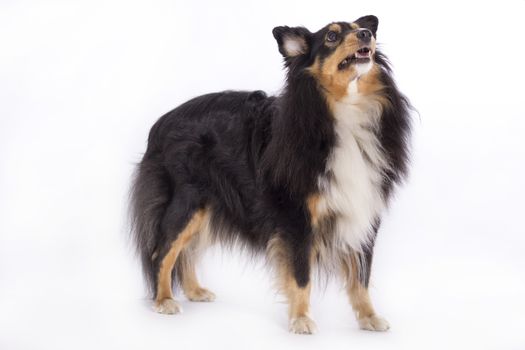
[
  {"left": 272, "top": 26, "right": 311, "bottom": 58},
  {"left": 354, "top": 15, "right": 379, "bottom": 37}
]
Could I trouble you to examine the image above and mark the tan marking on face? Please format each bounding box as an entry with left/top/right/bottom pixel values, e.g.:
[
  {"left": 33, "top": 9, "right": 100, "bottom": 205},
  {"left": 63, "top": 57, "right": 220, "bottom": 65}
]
[
  {"left": 155, "top": 209, "right": 207, "bottom": 303},
  {"left": 357, "top": 63, "right": 382, "bottom": 95},
  {"left": 328, "top": 23, "right": 342, "bottom": 33},
  {"left": 356, "top": 63, "right": 391, "bottom": 108},
  {"left": 325, "top": 24, "right": 343, "bottom": 48},
  {"left": 350, "top": 22, "right": 360, "bottom": 30},
  {"left": 308, "top": 31, "right": 377, "bottom": 103}
]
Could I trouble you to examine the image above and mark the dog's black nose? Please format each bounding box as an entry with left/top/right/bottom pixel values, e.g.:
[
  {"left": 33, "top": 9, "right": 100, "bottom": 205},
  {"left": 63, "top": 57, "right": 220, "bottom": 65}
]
[{"left": 356, "top": 29, "right": 372, "bottom": 42}]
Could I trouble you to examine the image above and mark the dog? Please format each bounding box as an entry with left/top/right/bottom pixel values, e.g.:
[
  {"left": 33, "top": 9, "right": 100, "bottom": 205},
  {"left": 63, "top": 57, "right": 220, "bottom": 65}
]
[{"left": 130, "top": 15, "right": 411, "bottom": 334}]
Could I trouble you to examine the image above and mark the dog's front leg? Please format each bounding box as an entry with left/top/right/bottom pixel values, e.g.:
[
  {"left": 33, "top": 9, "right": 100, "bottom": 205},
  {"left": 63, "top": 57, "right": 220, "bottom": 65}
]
[
  {"left": 267, "top": 232, "right": 316, "bottom": 334},
  {"left": 342, "top": 244, "right": 390, "bottom": 331}
]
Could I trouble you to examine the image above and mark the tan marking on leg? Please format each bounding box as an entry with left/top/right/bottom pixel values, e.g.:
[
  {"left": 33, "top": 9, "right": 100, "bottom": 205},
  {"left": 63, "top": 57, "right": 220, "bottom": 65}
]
[
  {"left": 155, "top": 209, "right": 206, "bottom": 309},
  {"left": 285, "top": 274, "right": 312, "bottom": 319},
  {"left": 346, "top": 253, "right": 374, "bottom": 318},
  {"left": 284, "top": 271, "right": 316, "bottom": 334},
  {"left": 349, "top": 282, "right": 375, "bottom": 320},
  {"left": 344, "top": 253, "right": 390, "bottom": 331},
  {"left": 267, "top": 236, "right": 317, "bottom": 334},
  {"left": 178, "top": 252, "right": 216, "bottom": 302}
]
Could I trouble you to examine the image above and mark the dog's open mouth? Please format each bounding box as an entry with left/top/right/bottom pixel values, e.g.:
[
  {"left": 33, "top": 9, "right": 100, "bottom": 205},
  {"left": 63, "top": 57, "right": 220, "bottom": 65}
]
[
  {"left": 355, "top": 47, "right": 371, "bottom": 59},
  {"left": 341, "top": 46, "right": 372, "bottom": 66}
]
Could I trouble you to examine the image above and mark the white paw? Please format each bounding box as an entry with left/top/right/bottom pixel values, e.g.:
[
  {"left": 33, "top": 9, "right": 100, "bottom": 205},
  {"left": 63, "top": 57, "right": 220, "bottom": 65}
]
[
  {"left": 186, "top": 288, "right": 216, "bottom": 302},
  {"left": 289, "top": 316, "right": 318, "bottom": 334},
  {"left": 358, "top": 315, "right": 390, "bottom": 331},
  {"left": 154, "top": 298, "right": 183, "bottom": 314}
]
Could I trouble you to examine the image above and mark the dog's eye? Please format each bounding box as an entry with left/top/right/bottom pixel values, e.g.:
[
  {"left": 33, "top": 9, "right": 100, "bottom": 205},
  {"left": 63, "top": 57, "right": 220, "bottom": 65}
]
[{"left": 326, "top": 31, "right": 337, "bottom": 42}]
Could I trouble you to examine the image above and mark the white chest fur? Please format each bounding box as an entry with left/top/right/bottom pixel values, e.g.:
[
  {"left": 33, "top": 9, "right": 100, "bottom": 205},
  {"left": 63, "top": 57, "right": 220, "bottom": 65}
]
[{"left": 317, "top": 79, "right": 389, "bottom": 251}]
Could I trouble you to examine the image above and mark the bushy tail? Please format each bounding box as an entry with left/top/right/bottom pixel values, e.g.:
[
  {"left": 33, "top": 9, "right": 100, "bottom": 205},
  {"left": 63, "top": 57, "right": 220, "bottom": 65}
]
[{"left": 129, "top": 157, "right": 171, "bottom": 296}]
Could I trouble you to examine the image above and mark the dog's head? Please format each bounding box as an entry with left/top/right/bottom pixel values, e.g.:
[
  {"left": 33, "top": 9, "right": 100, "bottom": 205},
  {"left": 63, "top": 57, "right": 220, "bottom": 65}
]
[{"left": 273, "top": 16, "right": 380, "bottom": 100}]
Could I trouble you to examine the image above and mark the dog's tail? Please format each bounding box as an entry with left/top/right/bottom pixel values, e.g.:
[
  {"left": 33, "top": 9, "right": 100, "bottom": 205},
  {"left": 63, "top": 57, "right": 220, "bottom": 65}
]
[{"left": 129, "top": 154, "right": 171, "bottom": 296}]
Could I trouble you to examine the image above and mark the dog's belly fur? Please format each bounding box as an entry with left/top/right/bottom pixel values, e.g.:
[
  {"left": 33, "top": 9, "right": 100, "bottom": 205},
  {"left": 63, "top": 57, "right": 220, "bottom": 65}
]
[{"left": 316, "top": 80, "right": 388, "bottom": 251}]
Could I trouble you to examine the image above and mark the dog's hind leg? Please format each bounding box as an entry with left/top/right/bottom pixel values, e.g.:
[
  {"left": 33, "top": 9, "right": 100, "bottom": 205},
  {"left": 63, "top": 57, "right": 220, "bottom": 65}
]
[
  {"left": 176, "top": 250, "right": 216, "bottom": 302},
  {"left": 154, "top": 208, "right": 207, "bottom": 314},
  {"left": 342, "top": 242, "right": 390, "bottom": 331}
]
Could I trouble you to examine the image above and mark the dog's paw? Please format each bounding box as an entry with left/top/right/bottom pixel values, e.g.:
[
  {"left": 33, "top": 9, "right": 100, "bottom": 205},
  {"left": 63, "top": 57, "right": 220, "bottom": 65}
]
[
  {"left": 289, "top": 316, "right": 318, "bottom": 334},
  {"left": 358, "top": 315, "right": 390, "bottom": 331},
  {"left": 186, "top": 287, "right": 216, "bottom": 302},
  {"left": 154, "top": 298, "right": 183, "bottom": 314}
]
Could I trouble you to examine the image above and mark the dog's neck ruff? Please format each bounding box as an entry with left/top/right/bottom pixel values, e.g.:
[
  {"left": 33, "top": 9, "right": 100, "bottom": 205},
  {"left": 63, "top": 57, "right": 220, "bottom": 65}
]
[{"left": 317, "top": 74, "right": 388, "bottom": 251}]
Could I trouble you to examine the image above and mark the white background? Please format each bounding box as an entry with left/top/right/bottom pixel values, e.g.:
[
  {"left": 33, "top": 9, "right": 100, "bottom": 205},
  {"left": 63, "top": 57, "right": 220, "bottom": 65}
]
[{"left": 1, "top": 1, "right": 524, "bottom": 349}]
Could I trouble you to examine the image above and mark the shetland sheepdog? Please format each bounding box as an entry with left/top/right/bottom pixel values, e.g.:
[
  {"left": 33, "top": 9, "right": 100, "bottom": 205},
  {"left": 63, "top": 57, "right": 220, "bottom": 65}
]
[{"left": 130, "top": 15, "right": 411, "bottom": 334}]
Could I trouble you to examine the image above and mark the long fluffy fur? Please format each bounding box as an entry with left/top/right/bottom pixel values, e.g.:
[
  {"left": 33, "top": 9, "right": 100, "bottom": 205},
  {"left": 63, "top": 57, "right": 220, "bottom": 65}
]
[{"left": 130, "top": 18, "right": 411, "bottom": 298}]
